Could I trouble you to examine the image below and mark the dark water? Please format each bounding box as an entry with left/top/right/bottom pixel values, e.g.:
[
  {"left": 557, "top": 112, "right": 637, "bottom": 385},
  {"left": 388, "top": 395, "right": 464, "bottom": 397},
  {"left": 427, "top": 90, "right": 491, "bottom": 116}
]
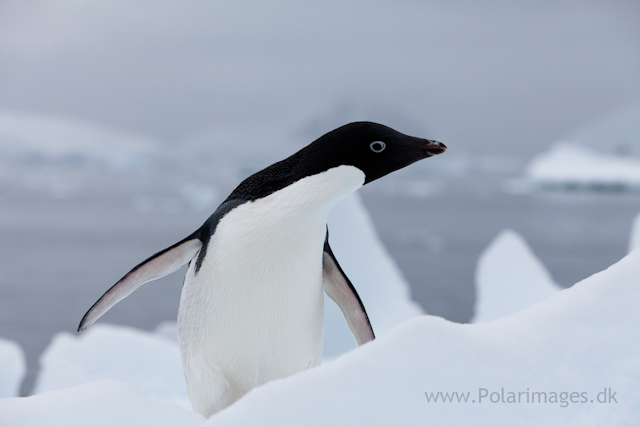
[{"left": 1, "top": 178, "right": 638, "bottom": 396}]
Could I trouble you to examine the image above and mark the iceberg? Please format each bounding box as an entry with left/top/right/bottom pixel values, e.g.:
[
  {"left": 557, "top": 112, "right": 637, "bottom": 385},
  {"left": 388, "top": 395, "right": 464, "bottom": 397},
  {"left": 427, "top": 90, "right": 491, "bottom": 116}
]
[
  {"left": 527, "top": 143, "right": 640, "bottom": 190},
  {"left": 473, "top": 229, "right": 561, "bottom": 323},
  {"left": 0, "top": 337, "right": 26, "bottom": 398}
]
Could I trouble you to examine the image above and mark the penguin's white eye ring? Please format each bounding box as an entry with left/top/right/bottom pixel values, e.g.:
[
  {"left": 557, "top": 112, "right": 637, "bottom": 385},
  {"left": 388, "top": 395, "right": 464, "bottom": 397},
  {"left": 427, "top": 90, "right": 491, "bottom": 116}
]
[{"left": 370, "top": 141, "right": 386, "bottom": 153}]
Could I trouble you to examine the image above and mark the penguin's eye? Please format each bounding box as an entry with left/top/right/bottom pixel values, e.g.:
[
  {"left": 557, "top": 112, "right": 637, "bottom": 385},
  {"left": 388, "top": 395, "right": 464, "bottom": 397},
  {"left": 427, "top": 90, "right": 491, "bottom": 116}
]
[{"left": 370, "top": 141, "right": 386, "bottom": 153}]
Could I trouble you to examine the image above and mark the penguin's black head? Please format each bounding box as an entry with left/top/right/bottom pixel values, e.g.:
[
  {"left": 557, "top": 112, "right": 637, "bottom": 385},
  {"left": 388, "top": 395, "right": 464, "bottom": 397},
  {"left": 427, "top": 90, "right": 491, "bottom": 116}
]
[
  {"left": 225, "top": 121, "right": 446, "bottom": 202},
  {"left": 313, "top": 121, "right": 446, "bottom": 184}
]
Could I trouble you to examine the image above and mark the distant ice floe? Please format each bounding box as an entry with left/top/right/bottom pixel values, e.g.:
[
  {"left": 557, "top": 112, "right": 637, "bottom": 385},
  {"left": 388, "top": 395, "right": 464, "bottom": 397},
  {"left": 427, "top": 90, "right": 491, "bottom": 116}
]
[
  {"left": 0, "top": 111, "right": 165, "bottom": 199},
  {"left": 527, "top": 143, "right": 640, "bottom": 190},
  {"left": 526, "top": 101, "right": 640, "bottom": 190},
  {"left": 0, "top": 337, "right": 26, "bottom": 398},
  {"left": 0, "top": 111, "right": 158, "bottom": 170},
  {"left": 473, "top": 230, "right": 561, "bottom": 323}
]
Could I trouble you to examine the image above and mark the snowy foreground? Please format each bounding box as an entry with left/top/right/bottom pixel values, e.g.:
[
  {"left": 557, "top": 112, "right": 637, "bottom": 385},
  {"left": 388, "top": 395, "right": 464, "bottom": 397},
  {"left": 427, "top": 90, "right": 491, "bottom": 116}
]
[{"left": 3, "top": 246, "right": 640, "bottom": 425}]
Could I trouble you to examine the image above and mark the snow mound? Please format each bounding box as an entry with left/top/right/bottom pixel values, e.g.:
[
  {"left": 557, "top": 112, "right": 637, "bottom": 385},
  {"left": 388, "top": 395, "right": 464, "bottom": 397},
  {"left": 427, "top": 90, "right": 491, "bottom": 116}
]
[
  {"left": 324, "top": 193, "right": 424, "bottom": 357},
  {"left": 6, "top": 250, "right": 640, "bottom": 424},
  {"left": 33, "top": 324, "right": 189, "bottom": 409},
  {"left": 628, "top": 211, "right": 640, "bottom": 253},
  {"left": 473, "top": 229, "right": 561, "bottom": 323},
  {"left": 205, "top": 250, "right": 640, "bottom": 426},
  {"left": 0, "top": 111, "right": 158, "bottom": 170},
  {"left": 0, "top": 337, "right": 26, "bottom": 398},
  {"left": 526, "top": 143, "right": 640, "bottom": 190},
  {"left": 0, "top": 380, "right": 204, "bottom": 427}
]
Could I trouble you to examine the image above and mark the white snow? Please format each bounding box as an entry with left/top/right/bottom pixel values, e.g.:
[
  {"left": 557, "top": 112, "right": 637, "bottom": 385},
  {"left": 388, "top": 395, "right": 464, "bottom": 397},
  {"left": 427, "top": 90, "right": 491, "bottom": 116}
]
[
  {"left": 0, "top": 337, "right": 26, "bottom": 398},
  {"left": 32, "top": 324, "right": 190, "bottom": 409},
  {"left": 0, "top": 380, "right": 204, "bottom": 427},
  {"left": 473, "top": 229, "right": 561, "bottom": 323},
  {"left": 3, "top": 247, "right": 640, "bottom": 424},
  {"left": 203, "top": 250, "right": 640, "bottom": 426},
  {"left": 628, "top": 211, "right": 640, "bottom": 253},
  {"left": 526, "top": 143, "right": 640, "bottom": 190}
]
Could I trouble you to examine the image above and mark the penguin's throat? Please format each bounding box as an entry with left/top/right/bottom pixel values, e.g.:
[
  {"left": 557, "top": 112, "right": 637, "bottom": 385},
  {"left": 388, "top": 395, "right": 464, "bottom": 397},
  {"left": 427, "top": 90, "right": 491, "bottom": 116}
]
[
  {"left": 245, "top": 165, "right": 365, "bottom": 224},
  {"left": 200, "top": 164, "right": 365, "bottom": 277}
]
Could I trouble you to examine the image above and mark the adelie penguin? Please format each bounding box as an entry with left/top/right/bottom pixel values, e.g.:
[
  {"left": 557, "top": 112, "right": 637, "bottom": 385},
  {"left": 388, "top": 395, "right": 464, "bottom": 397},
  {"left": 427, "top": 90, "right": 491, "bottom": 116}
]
[{"left": 78, "top": 122, "right": 446, "bottom": 417}]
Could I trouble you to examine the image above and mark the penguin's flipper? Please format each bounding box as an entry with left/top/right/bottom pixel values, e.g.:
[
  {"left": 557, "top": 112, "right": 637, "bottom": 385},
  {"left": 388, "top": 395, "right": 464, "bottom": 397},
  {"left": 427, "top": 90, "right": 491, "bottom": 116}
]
[
  {"left": 78, "top": 234, "right": 203, "bottom": 332},
  {"left": 322, "top": 238, "right": 375, "bottom": 346}
]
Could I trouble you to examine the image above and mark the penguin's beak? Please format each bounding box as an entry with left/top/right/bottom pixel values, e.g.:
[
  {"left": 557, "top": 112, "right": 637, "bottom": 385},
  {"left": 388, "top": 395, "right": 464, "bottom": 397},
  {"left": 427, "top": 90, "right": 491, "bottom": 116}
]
[{"left": 420, "top": 139, "right": 447, "bottom": 156}]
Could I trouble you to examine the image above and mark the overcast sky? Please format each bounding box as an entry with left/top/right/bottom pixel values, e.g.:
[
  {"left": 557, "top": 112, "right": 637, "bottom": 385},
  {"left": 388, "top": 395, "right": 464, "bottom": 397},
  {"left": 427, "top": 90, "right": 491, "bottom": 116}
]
[{"left": 1, "top": 0, "right": 639, "bottom": 158}]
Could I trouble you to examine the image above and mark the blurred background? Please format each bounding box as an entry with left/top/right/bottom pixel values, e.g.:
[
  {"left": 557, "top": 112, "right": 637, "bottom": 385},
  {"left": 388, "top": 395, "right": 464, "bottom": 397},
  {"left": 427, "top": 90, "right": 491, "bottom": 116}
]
[{"left": 1, "top": 0, "right": 640, "bottom": 396}]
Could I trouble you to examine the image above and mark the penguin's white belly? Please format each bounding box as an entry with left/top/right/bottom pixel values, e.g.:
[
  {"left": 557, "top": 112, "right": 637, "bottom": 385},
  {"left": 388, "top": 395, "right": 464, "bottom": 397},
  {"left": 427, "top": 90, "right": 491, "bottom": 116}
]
[{"left": 177, "top": 165, "right": 365, "bottom": 416}]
